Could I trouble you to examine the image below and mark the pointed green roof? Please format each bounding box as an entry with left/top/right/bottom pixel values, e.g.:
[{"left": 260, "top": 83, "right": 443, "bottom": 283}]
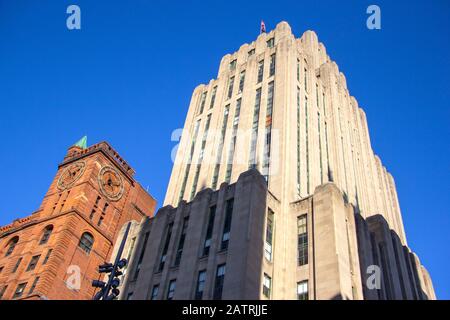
[{"left": 73, "top": 136, "right": 88, "bottom": 149}]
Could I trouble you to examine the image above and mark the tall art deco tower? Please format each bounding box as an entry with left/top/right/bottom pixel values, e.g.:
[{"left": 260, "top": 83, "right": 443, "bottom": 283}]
[{"left": 116, "top": 22, "right": 435, "bottom": 300}]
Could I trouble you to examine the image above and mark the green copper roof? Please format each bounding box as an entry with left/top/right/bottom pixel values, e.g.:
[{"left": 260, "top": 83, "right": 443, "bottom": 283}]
[{"left": 73, "top": 136, "right": 88, "bottom": 149}]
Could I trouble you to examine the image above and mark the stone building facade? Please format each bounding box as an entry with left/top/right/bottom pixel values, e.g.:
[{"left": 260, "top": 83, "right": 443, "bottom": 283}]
[
  {"left": 0, "top": 138, "right": 156, "bottom": 300},
  {"left": 113, "top": 21, "right": 435, "bottom": 300}
]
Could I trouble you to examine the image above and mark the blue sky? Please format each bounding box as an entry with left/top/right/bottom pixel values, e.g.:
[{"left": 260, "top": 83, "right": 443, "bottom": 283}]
[{"left": 0, "top": 0, "right": 448, "bottom": 299}]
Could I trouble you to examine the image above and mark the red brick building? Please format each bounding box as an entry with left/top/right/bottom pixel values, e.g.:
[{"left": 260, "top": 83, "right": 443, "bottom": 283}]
[{"left": 0, "top": 137, "right": 156, "bottom": 300}]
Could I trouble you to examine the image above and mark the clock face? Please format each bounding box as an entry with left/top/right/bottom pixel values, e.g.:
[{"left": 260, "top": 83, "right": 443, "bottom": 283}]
[
  {"left": 58, "top": 161, "right": 86, "bottom": 190},
  {"left": 98, "top": 166, "right": 124, "bottom": 201}
]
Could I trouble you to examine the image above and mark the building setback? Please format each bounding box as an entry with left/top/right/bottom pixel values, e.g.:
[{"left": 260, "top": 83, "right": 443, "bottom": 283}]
[
  {"left": 0, "top": 138, "right": 156, "bottom": 300},
  {"left": 113, "top": 21, "right": 435, "bottom": 300}
]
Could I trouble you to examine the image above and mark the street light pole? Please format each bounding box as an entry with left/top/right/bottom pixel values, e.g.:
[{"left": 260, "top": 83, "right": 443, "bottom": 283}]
[{"left": 92, "top": 221, "right": 131, "bottom": 300}]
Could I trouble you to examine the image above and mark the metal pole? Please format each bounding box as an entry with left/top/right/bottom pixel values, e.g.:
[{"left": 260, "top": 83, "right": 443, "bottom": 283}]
[{"left": 102, "top": 221, "right": 132, "bottom": 300}]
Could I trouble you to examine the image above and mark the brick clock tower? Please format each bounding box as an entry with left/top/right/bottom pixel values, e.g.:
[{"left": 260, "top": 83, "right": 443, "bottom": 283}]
[{"left": 0, "top": 137, "right": 156, "bottom": 300}]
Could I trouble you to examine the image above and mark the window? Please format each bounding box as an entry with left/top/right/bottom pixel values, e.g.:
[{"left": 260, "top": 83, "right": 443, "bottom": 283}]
[
  {"left": 263, "top": 274, "right": 272, "bottom": 298},
  {"left": 264, "top": 209, "right": 274, "bottom": 261},
  {"left": 0, "top": 285, "right": 7, "bottom": 299},
  {"left": 296, "top": 87, "right": 301, "bottom": 195},
  {"left": 238, "top": 70, "right": 245, "bottom": 93},
  {"left": 174, "top": 217, "right": 189, "bottom": 267},
  {"left": 26, "top": 255, "right": 41, "bottom": 272},
  {"left": 167, "top": 280, "right": 176, "bottom": 300},
  {"left": 269, "top": 54, "right": 276, "bottom": 76},
  {"left": 39, "top": 225, "right": 53, "bottom": 245},
  {"left": 195, "top": 270, "right": 207, "bottom": 300},
  {"left": 305, "top": 96, "right": 310, "bottom": 194},
  {"left": 221, "top": 199, "right": 234, "bottom": 250},
  {"left": 210, "top": 86, "right": 217, "bottom": 109},
  {"left": 97, "top": 216, "right": 104, "bottom": 227},
  {"left": 198, "top": 91, "right": 207, "bottom": 114},
  {"left": 13, "top": 283, "right": 27, "bottom": 299},
  {"left": 29, "top": 277, "right": 39, "bottom": 294},
  {"left": 126, "top": 292, "right": 134, "bottom": 300},
  {"left": 0, "top": 266, "right": 3, "bottom": 274},
  {"left": 203, "top": 206, "right": 216, "bottom": 256},
  {"left": 262, "top": 81, "right": 274, "bottom": 181},
  {"left": 178, "top": 120, "right": 201, "bottom": 203},
  {"left": 225, "top": 98, "right": 242, "bottom": 183},
  {"left": 297, "top": 280, "right": 308, "bottom": 300},
  {"left": 297, "top": 58, "right": 300, "bottom": 81},
  {"left": 133, "top": 232, "right": 150, "bottom": 280},
  {"left": 5, "top": 236, "right": 18, "bottom": 257},
  {"left": 257, "top": 60, "right": 264, "bottom": 83},
  {"left": 297, "top": 215, "right": 308, "bottom": 266},
  {"left": 158, "top": 223, "right": 173, "bottom": 272},
  {"left": 229, "top": 59, "right": 237, "bottom": 71},
  {"left": 12, "top": 257, "right": 22, "bottom": 273},
  {"left": 304, "top": 65, "right": 308, "bottom": 91},
  {"left": 227, "top": 76, "right": 234, "bottom": 99},
  {"left": 211, "top": 105, "right": 230, "bottom": 189},
  {"left": 248, "top": 48, "right": 255, "bottom": 56},
  {"left": 191, "top": 114, "right": 212, "bottom": 201},
  {"left": 78, "top": 232, "right": 94, "bottom": 254},
  {"left": 249, "top": 88, "right": 262, "bottom": 169},
  {"left": 150, "top": 285, "right": 159, "bottom": 300},
  {"left": 213, "top": 264, "right": 226, "bottom": 300},
  {"left": 89, "top": 209, "right": 96, "bottom": 220},
  {"left": 42, "top": 249, "right": 52, "bottom": 265},
  {"left": 267, "top": 38, "right": 274, "bottom": 48}
]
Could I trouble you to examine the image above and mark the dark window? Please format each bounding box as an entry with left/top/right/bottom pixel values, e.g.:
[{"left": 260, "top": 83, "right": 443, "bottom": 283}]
[
  {"left": 297, "top": 280, "right": 308, "bottom": 300},
  {"left": 263, "top": 274, "right": 272, "bottom": 298},
  {"left": 202, "top": 206, "right": 216, "bottom": 256},
  {"left": 78, "top": 232, "right": 94, "bottom": 254},
  {"left": 264, "top": 209, "right": 274, "bottom": 261},
  {"left": 195, "top": 270, "right": 206, "bottom": 300},
  {"left": 199, "top": 91, "right": 207, "bottom": 114},
  {"left": 229, "top": 59, "right": 237, "bottom": 71},
  {"left": 213, "top": 264, "right": 226, "bottom": 300},
  {"left": 209, "top": 86, "right": 217, "bottom": 109},
  {"left": 29, "top": 277, "right": 39, "bottom": 294},
  {"left": 238, "top": 70, "right": 245, "bottom": 93},
  {"left": 0, "top": 266, "right": 3, "bottom": 274},
  {"left": 248, "top": 48, "right": 255, "bottom": 56},
  {"left": 167, "top": 280, "right": 176, "bottom": 300},
  {"left": 150, "top": 285, "right": 159, "bottom": 300},
  {"left": 227, "top": 76, "right": 235, "bottom": 99},
  {"left": 257, "top": 60, "right": 264, "bottom": 83},
  {"left": 174, "top": 217, "right": 189, "bottom": 267},
  {"left": 133, "top": 232, "right": 150, "bottom": 280},
  {"left": 0, "top": 285, "right": 7, "bottom": 299},
  {"left": 267, "top": 38, "right": 274, "bottom": 48},
  {"left": 249, "top": 88, "right": 262, "bottom": 168},
  {"left": 26, "top": 255, "right": 41, "bottom": 272},
  {"left": 13, "top": 283, "right": 27, "bottom": 299},
  {"left": 221, "top": 199, "right": 234, "bottom": 250},
  {"left": 297, "top": 215, "right": 308, "bottom": 266},
  {"left": 39, "top": 225, "right": 53, "bottom": 245},
  {"left": 42, "top": 249, "right": 52, "bottom": 265},
  {"left": 12, "top": 257, "right": 22, "bottom": 273},
  {"left": 97, "top": 216, "right": 104, "bottom": 227},
  {"left": 269, "top": 54, "right": 276, "bottom": 76},
  {"left": 5, "top": 236, "right": 19, "bottom": 257},
  {"left": 159, "top": 223, "right": 173, "bottom": 272}
]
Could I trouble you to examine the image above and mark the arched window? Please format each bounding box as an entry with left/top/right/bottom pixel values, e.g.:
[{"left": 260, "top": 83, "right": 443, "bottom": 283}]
[
  {"left": 5, "top": 236, "right": 19, "bottom": 257},
  {"left": 78, "top": 232, "right": 94, "bottom": 254},
  {"left": 39, "top": 225, "right": 53, "bottom": 245}
]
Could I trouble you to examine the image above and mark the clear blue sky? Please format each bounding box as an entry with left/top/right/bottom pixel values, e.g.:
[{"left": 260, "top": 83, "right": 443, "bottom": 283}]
[{"left": 0, "top": 0, "right": 448, "bottom": 299}]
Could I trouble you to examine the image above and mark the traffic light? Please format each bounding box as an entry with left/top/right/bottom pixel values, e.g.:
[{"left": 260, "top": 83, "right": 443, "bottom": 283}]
[
  {"left": 92, "top": 280, "right": 106, "bottom": 288},
  {"left": 98, "top": 263, "right": 113, "bottom": 274},
  {"left": 91, "top": 222, "right": 132, "bottom": 300}
]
